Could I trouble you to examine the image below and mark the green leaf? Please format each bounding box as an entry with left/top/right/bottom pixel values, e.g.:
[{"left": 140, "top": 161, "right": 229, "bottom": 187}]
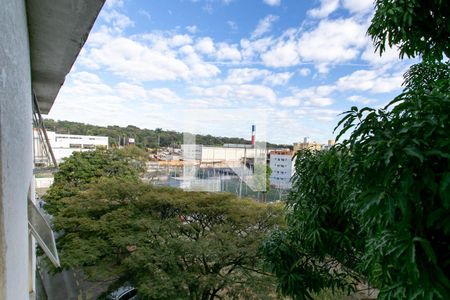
[{"left": 404, "top": 146, "right": 424, "bottom": 163}]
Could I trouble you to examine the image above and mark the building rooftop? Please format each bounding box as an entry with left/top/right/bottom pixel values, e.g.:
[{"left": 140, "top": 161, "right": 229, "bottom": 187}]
[{"left": 270, "top": 150, "right": 293, "bottom": 156}]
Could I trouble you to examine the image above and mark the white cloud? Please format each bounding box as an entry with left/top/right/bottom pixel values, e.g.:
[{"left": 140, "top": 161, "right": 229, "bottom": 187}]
[
  {"left": 85, "top": 37, "right": 188, "bottom": 81},
  {"left": 240, "top": 37, "right": 273, "bottom": 61},
  {"left": 291, "top": 85, "right": 335, "bottom": 107},
  {"left": 261, "top": 40, "right": 299, "bottom": 67},
  {"left": 294, "top": 108, "right": 341, "bottom": 122},
  {"left": 348, "top": 95, "right": 376, "bottom": 104},
  {"left": 280, "top": 97, "right": 301, "bottom": 107},
  {"left": 216, "top": 43, "right": 242, "bottom": 61},
  {"left": 170, "top": 34, "right": 193, "bottom": 47},
  {"left": 307, "top": 0, "right": 339, "bottom": 18},
  {"left": 179, "top": 45, "right": 221, "bottom": 79},
  {"left": 190, "top": 84, "right": 277, "bottom": 104},
  {"left": 297, "top": 18, "right": 367, "bottom": 72},
  {"left": 146, "top": 88, "right": 181, "bottom": 103},
  {"left": 342, "top": 0, "right": 374, "bottom": 14},
  {"left": 307, "top": 97, "right": 334, "bottom": 106},
  {"left": 116, "top": 82, "right": 148, "bottom": 100},
  {"left": 263, "top": 0, "right": 280, "bottom": 6},
  {"left": 336, "top": 69, "right": 404, "bottom": 93},
  {"left": 224, "top": 68, "right": 292, "bottom": 86},
  {"left": 80, "top": 32, "right": 220, "bottom": 82},
  {"left": 71, "top": 71, "right": 102, "bottom": 84},
  {"left": 251, "top": 15, "right": 279, "bottom": 39},
  {"left": 186, "top": 25, "right": 198, "bottom": 34},
  {"left": 225, "top": 68, "right": 270, "bottom": 84},
  {"left": 361, "top": 42, "right": 401, "bottom": 66},
  {"left": 105, "top": 0, "right": 124, "bottom": 9},
  {"left": 299, "top": 67, "right": 311, "bottom": 76},
  {"left": 195, "top": 37, "right": 216, "bottom": 55},
  {"left": 138, "top": 9, "right": 152, "bottom": 21},
  {"left": 263, "top": 72, "right": 293, "bottom": 86},
  {"left": 101, "top": 10, "right": 134, "bottom": 32},
  {"left": 227, "top": 20, "right": 238, "bottom": 31}
]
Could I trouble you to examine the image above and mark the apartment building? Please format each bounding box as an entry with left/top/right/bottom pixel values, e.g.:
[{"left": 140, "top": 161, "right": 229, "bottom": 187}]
[
  {"left": 293, "top": 137, "right": 322, "bottom": 152},
  {"left": 293, "top": 137, "right": 336, "bottom": 153},
  {"left": 269, "top": 150, "right": 294, "bottom": 189},
  {"left": 0, "top": 0, "right": 104, "bottom": 299}
]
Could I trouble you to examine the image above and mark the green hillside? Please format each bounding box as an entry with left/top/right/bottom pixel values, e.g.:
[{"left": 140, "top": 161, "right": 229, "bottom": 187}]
[{"left": 43, "top": 119, "right": 291, "bottom": 149}]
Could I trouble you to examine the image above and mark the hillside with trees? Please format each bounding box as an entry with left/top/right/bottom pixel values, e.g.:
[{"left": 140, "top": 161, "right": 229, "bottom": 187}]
[{"left": 43, "top": 119, "right": 291, "bottom": 149}]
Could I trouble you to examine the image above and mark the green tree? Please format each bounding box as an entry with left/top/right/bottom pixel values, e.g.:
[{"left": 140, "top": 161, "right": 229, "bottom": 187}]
[
  {"left": 251, "top": 164, "right": 272, "bottom": 202},
  {"left": 368, "top": 0, "right": 449, "bottom": 61},
  {"left": 262, "top": 149, "right": 363, "bottom": 299},
  {"left": 263, "top": 0, "right": 450, "bottom": 299},
  {"left": 335, "top": 61, "right": 450, "bottom": 299},
  {"left": 52, "top": 177, "right": 284, "bottom": 299},
  {"left": 44, "top": 147, "right": 146, "bottom": 215}
]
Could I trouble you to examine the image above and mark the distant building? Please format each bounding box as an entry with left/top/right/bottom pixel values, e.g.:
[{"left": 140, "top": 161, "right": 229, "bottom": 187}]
[
  {"left": 321, "top": 139, "right": 336, "bottom": 151},
  {"left": 269, "top": 150, "right": 294, "bottom": 189},
  {"left": 181, "top": 144, "right": 266, "bottom": 164},
  {"left": 293, "top": 137, "right": 335, "bottom": 153},
  {"left": 34, "top": 130, "right": 108, "bottom": 163},
  {"left": 293, "top": 137, "right": 322, "bottom": 153}
]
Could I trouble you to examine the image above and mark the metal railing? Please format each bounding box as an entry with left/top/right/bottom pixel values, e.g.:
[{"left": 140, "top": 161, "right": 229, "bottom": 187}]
[{"left": 32, "top": 92, "right": 58, "bottom": 173}]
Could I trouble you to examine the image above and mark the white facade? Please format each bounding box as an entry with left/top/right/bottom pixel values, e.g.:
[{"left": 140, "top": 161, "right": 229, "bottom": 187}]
[
  {"left": 35, "top": 131, "right": 109, "bottom": 163},
  {"left": 269, "top": 152, "right": 294, "bottom": 189},
  {"left": 181, "top": 144, "right": 266, "bottom": 164}
]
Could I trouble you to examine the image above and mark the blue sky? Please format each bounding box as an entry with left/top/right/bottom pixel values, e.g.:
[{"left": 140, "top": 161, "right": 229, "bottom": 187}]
[{"left": 47, "top": 0, "right": 414, "bottom": 144}]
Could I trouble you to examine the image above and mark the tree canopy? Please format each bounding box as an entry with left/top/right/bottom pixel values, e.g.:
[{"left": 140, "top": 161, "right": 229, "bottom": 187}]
[
  {"left": 51, "top": 177, "right": 284, "bottom": 299},
  {"left": 262, "top": 149, "right": 363, "bottom": 299},
  {"left": 263, "top": 0, "right": 450, "bottom": 299},
  {"left": 368, "top": 0, "right": 450, "bottom": 61},
  {"left": 44, "top": 146, "right": 147, "bottom": 215},
  {"left": 335, "top": 60, "right": 449, "bottom": 299}
]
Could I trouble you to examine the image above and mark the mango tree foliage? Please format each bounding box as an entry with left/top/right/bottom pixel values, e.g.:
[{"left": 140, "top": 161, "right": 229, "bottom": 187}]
[
  {"left": 335, "top": 61, "right": 450, "bottom": 299},
  {"left": 53, "top": 177, "right": 284, "bottom": 299},
  {"left": 368, "top": 0, "right": 450, "bottom": 61},
  {"left": 262, "top": 149, "right": 364, "bottom": 299},
  {"left": 44, "top": 147, "right": 146, "bottom": 214},
  {"left": 263, "top": 0, "right": 449, "bottom": 298}
]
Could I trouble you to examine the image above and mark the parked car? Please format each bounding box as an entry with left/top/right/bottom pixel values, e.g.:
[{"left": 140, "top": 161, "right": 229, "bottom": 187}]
[{"left": 105, "top": 286, "right": 139, "bottom": 300}]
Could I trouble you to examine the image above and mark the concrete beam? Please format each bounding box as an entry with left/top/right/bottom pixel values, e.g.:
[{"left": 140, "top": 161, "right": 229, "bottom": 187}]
[{"left": 27, "top": 0, "right": 105, "bottom": 114}]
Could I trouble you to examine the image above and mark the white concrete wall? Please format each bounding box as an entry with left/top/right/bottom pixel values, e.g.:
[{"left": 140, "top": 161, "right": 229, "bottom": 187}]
[
  {"left": 35, "top": 177, "right": 54, "bottom": 189},
  {"left": 0, "top": 0, "right": 33, "bottom": 299},
  {"left": 35, "top": 131, "right": 109, "bottom": 163},
  {"left": 270, "top": 154, "right": 293, "bottom": 189},
  {"left": 201, "top": 147, "right": 258, "bottom": 162}
]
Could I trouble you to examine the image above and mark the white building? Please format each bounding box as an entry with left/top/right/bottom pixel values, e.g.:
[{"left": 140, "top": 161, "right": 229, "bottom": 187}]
[
  {"left": 269, "top": 150, "right": 294, "bottom": 189},
  {"left": 34, "top": 131, "right": 109, "bottom": 163},
  {"left": 181, "top": 144, "right": 266, "bottom": 164},
  {"left": 0, "top": 0, "right": 103, "bottom": 299}
]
